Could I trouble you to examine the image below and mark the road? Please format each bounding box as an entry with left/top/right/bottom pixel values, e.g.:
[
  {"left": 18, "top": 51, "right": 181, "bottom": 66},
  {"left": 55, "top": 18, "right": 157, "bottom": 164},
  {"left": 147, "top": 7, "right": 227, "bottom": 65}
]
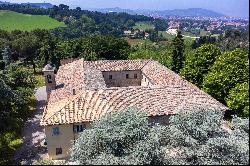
[{"left": 13, "top": 86, "right": 48, "bottom": 165}]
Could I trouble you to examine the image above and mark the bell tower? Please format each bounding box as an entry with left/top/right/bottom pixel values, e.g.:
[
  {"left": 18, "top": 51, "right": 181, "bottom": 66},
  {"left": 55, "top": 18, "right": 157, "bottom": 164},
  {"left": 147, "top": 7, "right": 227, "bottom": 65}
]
[{"left": 42, "top": 64, "right": 56, "bottom": 100}]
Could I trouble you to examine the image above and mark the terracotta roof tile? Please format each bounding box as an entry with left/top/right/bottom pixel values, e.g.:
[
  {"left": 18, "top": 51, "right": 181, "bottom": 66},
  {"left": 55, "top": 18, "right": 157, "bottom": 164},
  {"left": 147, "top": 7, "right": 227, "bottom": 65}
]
[{"left": 41, "top": 59, "right": 228, "bottom": 126}]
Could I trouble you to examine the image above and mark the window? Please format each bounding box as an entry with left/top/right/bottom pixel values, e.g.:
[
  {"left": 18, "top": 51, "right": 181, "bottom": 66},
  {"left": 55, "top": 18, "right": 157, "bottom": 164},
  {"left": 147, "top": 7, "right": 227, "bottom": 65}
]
[
  {"left": 134, "top": 74, "right": 138, "bottom": 79},
  {"left": 47, "top": 75, "right": 52, "bottom": 83},
  {"left": 73, "top": 124, "right": 86, "bottom": 133},
  {"left": 126, "top": 74, "right": 129, "bottom": 79},
  {"left": 109, "top": 75, "right": 113, "bottom": 80},
  {"left": 56, "top": 148, "right": 62, "bottom": 155},
  {"left": 52, "top": 127, "right": 60, "bottom": 136}
]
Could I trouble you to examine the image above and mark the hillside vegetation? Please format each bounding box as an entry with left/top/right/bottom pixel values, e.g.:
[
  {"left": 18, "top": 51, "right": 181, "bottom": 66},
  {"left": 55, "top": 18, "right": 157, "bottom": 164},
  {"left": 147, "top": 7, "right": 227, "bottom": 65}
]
[
  {"left": 133, "top": 21, "right": 155, "bottom": 30},
  {"left": 0, "top": 10, "right": 65, "bottom": 32}
]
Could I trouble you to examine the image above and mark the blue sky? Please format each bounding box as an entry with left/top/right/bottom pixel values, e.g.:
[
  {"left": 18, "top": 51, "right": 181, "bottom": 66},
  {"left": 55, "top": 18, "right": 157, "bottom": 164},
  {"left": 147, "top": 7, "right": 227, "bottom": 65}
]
[{"left": 8, "top": 0, "right": 249, "bottom": 18}]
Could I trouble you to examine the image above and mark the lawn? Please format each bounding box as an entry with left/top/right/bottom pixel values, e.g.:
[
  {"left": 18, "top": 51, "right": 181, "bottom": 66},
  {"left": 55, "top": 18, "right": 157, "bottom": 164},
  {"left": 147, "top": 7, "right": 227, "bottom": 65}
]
[
  {"left": 0, "top": 10, "right": 66, "bottom": 32},
  {"left": 133, "top": 21, "right": 154, "bottom": 30}
]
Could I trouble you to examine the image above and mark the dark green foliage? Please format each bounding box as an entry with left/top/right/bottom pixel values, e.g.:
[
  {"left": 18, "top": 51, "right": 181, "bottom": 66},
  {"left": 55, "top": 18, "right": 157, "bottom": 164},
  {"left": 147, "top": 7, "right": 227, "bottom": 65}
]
[
  {"left": 0, "top": 64, "right": 36, "bottom": 164},
  {"left": 226, "top": 82, "right": 249, "bottom": 117},
  {"left": 191, "top": 35, "right": 216, "bottom": 49},
  {"left": 5, "top": 63, "right": 37, "bottom": 89},
  {"left": 216, "top": 29, "right": 249, "bottom": 52},
  {"left": 171, "top": 31, "right": 185, "bottom": 73},
  {"left": 202, "top": 48, "right": 249, "bottom": 104},
  {"left": 180, "top": 44, "right": 221, "bottom": 87}
]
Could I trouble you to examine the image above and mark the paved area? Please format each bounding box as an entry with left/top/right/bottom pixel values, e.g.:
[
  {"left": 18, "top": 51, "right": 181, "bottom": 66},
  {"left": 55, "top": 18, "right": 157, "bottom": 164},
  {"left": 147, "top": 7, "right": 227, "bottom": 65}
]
[{"left": 14, "top": 86, "right": 48, "bottom": 165}]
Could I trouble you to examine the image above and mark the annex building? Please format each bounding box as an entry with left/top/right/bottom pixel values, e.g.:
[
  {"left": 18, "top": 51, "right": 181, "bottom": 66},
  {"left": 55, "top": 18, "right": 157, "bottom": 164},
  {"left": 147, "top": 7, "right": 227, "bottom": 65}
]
[{"left": 40, "top": 59, "right": 227, "bottom": 159}]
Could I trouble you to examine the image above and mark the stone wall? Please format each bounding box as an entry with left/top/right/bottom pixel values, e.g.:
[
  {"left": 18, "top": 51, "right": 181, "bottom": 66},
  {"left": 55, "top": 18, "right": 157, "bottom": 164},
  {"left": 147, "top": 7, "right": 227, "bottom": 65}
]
[
  {"left": 141, "top": 73, "right": 154, "bottom": 87},
  {"left": 102, "top": 70, "right": 142, "bottom": 87}
]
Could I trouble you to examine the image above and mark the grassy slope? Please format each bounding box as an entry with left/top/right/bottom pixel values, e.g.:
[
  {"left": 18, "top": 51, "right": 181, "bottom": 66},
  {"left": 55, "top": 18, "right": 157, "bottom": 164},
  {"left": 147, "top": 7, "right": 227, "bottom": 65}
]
[
  {"left": 133, "top": 21, "right": 154, "bottom": 30},
  {"left": 0, "top": 10, "right": 66, "bottom": 32}
]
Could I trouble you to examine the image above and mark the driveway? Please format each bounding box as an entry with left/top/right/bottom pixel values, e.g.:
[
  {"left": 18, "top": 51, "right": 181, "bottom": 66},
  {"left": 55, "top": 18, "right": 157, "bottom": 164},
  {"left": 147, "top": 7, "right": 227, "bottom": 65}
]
[{"left": 14, "top": 86, "right": 48, "bottom": 165}]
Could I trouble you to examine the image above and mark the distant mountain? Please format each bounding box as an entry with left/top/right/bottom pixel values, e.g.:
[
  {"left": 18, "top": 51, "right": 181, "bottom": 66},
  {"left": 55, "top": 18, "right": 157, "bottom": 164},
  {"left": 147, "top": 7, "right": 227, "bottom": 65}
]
[
  {"left": 90, "top": 7, "right": 226, "bottom": 18},
  {"left": 0, "top": 1, "right": 53, "bottom": 9},
  {"left": 20, "top": 3, "right": 53, "bottom": 9},
  {"left": 156, "top": 8, "right": 225, "bottom": 17},
  {"left": 0, "top": 1, "right": 12, "bottom": 4}
]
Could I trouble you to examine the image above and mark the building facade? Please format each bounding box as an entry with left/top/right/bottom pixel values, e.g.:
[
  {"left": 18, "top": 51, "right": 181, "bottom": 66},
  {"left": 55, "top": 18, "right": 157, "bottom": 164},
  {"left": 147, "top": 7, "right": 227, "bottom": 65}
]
[{"left": 40, "top": 59, "right": 227, "bottom": 159}]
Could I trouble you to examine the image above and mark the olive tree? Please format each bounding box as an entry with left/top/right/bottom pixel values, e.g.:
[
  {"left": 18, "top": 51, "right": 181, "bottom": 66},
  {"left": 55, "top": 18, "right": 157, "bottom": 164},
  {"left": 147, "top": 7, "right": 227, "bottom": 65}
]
[{"left": 70, "top": 108, "right": 164, "bottom": 165}]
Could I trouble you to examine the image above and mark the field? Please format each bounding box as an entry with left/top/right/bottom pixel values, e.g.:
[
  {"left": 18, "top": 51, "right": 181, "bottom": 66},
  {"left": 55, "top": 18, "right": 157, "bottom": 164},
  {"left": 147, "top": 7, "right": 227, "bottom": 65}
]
[
  {"left": 133, "top": 21, "right": 154, "bottom": 30},
  {"left": 124, "top": 37, "right": 145, "bottom": 46},
  {"left": 0, "top": 10, "right": 66, "bottom": 32}
]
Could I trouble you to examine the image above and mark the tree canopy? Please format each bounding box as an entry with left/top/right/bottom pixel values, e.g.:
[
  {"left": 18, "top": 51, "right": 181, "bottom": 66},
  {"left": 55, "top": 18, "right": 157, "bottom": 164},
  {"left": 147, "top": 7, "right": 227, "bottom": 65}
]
[
  {"left": 70, "top": 107, "right": 249, "bottom": 165},
  {"left": 180, "top": 44, "right": 221, "bottom": 87}
]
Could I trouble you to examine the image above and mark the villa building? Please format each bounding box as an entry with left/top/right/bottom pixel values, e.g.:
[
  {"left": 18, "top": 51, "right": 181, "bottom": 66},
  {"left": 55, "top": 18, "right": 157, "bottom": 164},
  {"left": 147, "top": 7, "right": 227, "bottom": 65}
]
[{"left": 40, "top": 59, "right": 227, "bottom": 159}]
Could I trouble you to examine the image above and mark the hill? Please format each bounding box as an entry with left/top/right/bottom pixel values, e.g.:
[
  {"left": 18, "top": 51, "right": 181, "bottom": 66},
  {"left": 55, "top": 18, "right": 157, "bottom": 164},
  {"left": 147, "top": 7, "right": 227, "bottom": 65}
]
[
  {"left": 92, "top": 7, "right": 225, "bottom": 18},
  {"left": 0, "top": 10, "right": 66, "bottom": 32},
  {"left": 155, "top": 8, "right": 225, "bottom": 17},
  {"left": 0, "top": 1, "right": 53, "bottom": 8},
  {"left": 20, "top": 3, "right": 53, "bottom": 9}
]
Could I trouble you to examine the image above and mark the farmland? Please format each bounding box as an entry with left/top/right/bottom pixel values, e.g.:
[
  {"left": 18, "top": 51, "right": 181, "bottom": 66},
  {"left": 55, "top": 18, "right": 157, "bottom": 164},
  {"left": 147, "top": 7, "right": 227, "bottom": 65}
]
[{"left": 0, "top": 10, "right": 66, "bottom": 32}]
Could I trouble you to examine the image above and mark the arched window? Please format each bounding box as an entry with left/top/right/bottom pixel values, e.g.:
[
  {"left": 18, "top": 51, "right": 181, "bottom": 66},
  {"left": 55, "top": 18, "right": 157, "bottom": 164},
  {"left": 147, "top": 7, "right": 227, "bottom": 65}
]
[{"left": 47, "top": 75, "right": 53, "bottom": 83}]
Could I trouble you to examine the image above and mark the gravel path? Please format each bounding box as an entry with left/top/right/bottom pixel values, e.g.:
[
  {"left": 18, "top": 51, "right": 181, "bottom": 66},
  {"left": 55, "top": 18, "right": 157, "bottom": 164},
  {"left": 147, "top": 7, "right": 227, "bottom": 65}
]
[{"left": 13, "top": 86, "right": 48, "bottom": 165}]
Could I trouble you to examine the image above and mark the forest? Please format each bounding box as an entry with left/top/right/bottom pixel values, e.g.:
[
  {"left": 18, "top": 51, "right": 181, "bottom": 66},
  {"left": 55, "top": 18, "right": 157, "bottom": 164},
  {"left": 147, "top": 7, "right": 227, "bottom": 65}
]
[{"left": 0, "top": 3, "right": 249, "bottom": 165}]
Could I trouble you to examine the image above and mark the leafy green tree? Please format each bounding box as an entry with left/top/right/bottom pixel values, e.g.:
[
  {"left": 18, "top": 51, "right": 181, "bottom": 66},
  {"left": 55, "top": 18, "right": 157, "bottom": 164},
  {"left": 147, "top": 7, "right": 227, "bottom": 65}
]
[
  {"left": 226, "top": 82, "right": 249, "bottom": 117},
  {"left": 202, "top": 48, "right": 248, "bottom": 104},
  {"left": 5, "top": 64, "right": 36, "bottom": 89},
  {"left": 70, "top": 108, "right": 164, "bottom": 165},
  {"left": 180, "top": 44, "right": 221, "bottom": 87},
  {"left": 171, "top": 31, "right": 184, "bottom": 73},
  {"left": 12, "top": 35, "right": 40, "bottom": 73}
]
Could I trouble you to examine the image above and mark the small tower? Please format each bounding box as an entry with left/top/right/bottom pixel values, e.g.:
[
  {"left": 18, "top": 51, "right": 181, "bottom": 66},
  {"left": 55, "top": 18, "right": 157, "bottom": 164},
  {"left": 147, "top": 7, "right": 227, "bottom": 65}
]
[{"left": 42, "top": 64, "right": 56, "bottom": 100}]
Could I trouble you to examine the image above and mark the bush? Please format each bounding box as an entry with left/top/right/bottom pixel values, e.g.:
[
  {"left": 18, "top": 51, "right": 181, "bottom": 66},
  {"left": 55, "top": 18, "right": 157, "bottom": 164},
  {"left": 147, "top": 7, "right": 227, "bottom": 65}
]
[
  {"left": 33, "top": 159, "right": 54, "bottom": 165},
  {"left": 70, "top": 107, "right": 249, "bottom": 165},
  {"left": 70, "top": 108, "right": 164, "bottom": 165}
]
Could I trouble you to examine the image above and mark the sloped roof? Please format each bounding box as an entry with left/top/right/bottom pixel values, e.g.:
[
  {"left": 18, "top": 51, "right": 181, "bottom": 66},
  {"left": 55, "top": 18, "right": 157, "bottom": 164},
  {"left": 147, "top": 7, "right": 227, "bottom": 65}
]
[{"left": 41, "top": 59, "right": 228, "bottom": 126}]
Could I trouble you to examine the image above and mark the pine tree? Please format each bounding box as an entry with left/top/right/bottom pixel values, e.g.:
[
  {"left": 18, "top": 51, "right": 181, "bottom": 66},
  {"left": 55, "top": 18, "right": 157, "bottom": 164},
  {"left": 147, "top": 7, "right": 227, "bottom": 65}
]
[{"left": 171, "top": 31, "right": 184, "bottom": 73}]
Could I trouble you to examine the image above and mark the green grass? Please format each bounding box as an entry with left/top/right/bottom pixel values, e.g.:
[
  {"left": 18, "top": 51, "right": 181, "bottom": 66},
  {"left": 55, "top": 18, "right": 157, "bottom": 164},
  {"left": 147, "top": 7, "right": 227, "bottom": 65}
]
[
  {"left": 0, "top": 10, "right": 66, "bottom": 32},
  {"left": 35, "top": 74, "right": 45, "bottom": 88},
  {"left": 133, "top": 21, "right": 154, "bottom": 30}
]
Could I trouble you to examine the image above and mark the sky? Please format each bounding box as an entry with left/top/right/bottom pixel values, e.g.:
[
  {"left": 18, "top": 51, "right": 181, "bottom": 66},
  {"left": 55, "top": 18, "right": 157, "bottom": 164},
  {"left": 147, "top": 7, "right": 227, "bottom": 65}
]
[{"left": 7, "top": 0, "right": 249, "bottom": 18}]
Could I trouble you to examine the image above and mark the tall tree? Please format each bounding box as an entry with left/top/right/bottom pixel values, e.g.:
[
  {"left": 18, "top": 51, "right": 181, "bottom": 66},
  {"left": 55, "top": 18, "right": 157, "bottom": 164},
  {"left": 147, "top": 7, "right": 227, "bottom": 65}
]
[
  {"left": 171, "top": 31, "right": 184, "bottom": 73},
  {"left": 180, "top": 44, "right": 221, "bottom": 87},
  {"left": 202, "top": 48, "right": 249, "bottom": 109},
  {"left": 12, "top": 35, "right": 40, "bottom": 73},
  {"left": 226, "top": 82, "right": 249, "bottom": 117}
]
